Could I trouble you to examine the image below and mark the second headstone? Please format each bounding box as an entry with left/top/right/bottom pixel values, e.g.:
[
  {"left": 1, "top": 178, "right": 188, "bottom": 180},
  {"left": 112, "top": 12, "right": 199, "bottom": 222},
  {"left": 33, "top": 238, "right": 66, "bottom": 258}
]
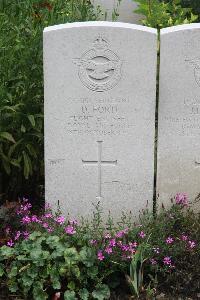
[{"left": 157, "top": 24, "right": 200, "bottom": 210}]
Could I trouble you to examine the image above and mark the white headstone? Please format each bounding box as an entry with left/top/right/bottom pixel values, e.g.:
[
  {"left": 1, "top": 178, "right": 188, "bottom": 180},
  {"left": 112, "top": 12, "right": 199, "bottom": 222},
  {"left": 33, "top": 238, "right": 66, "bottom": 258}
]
[
  {"left": 157, "top": 24, "right": 200, "bottom": 210},
  {"left": 44, "top": 21, "right": 157, "bottom": 219}
]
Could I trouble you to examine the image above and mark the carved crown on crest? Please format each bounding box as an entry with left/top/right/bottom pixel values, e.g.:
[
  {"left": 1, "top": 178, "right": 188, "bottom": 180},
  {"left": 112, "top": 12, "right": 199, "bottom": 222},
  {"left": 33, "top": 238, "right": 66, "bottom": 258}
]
[{"left": 93, "top": 36, "right": 108, "bottom": 50}]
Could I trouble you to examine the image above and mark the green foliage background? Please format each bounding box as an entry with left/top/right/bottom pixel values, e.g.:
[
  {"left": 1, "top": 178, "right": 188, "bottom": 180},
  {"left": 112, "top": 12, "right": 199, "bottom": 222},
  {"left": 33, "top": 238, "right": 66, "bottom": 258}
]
[
  {"left": 134, "top": 0, "right": 198, "bottom": 29},
  {"left": 178, "top": 0, "right": 200, "bottom": 18},
  {"left": 0, "top": 0, "right": 100, "bottom": 200}
]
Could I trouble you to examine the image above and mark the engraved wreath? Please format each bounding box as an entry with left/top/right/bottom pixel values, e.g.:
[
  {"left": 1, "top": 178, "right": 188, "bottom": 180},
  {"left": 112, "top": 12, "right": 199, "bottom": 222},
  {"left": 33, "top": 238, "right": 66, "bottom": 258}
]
[{"left": 73, "top": 37, "right": 122, "bottom": 92}]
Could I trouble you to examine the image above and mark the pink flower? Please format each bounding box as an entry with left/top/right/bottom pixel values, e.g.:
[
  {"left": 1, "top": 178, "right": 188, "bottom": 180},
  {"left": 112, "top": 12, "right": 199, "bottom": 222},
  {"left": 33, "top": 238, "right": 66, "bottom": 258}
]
[
  {"left": 121, "top": 245, "right": 130, "bottom": 252},
  {"left": 47, "top": 227, "right": 53, "bottom": 233},
  {"left": 109, "top": 239, "right": 116, "bottom": 247},
  {"left": 169, "top": 264, "right": 175, "bottom": 269},
  {"left": 56, "top": 216, "right": 65, "bottom": 224},
  {"left": 21, "top": 216, "right": 31, "bottom": 224},
  {"left": 105, "top": 247, "right": 113, "bottom": 254},
  {"left": 126, "top": 255, "right": 132, "bottom": 260},
  {"left": 153, "top": 247, "right": 160, "bottom": 254},
  {"left": 163, "top": 256, "right": 172, "bottom": 265},
  {"left": 166, "top": 236, "right": 174, "bottom": 244},
  {"left": 23, "top": 231, "right": 29, "bottom": 239},
  {"left": 17, "top": 201, "right": 32, "bottom": 215},
  {"left": 54, "top": 292, "right": 61, "bottom": 300},
  {"left": 45, "top": 203, "right": 51, "bottom": 209},
  {"left": 129, "top": 241, "right": 137, "bottom": 248},
  {"left": 115, "top": 228, "right": 128, "bottom": 238},
  {"left": 5, "top": 227, "right": 11, "bottom": 234},
  {"left": 138, "top": 231, "right": 146, "bottom": 238},
  {"left": 97, "top": 250, "right": 105, "bottom": 261},
  {"left": 65, "top": 225, "right": 76, "bottom": 235},
  {"left": 42, "top": 222, "right": 49, "bottom": 229},
  {"left": 69, "top": 219, "right": 78, "bottom": 225},
  {"left": 32, "top": 215, "right": 39, "bottom": 222},
  {"left": 150, "top": 258, "right": 157, "bottom": 265},
  {"left": 90, "top": 239, "right": 97, "bottom": 245},
  {"left": 44, "top": 213, "right": 52, "bottom": 219},
  {"left": 175, "top": 193, "right": 188, "bottom": 206},
  {"left": 181, "top": 234, "right": 188, "bottom": 241},
  {"left": 129, "top": 248, "right": 136, "bottom": 254},
  {"left": 104, "top": 233, "right": 111, "bottom": 239},
  {"left": 7, "top": 240, "right": 14, "bottom": 247},
  {"left": 115, "top": 231, "right": 124, "bottom": 238},
  {"left": 14, "top": 231, "right": 21, "bottom": 241},
  {"left": 188, "top": 240, "right": 196, "bottom": 249}
]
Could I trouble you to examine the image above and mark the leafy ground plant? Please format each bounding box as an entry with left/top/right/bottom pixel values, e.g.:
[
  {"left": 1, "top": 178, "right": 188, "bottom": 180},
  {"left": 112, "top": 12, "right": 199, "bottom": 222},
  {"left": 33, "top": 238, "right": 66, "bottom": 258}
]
[{"left": 0, "top": 194, "right": 199, "bottom": 299}]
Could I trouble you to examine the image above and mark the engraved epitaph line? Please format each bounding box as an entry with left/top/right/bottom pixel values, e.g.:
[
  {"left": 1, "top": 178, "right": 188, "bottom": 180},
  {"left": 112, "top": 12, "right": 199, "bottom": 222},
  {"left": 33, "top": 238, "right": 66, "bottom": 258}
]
[
  {"left": 82, "top": 141, "right": 117, "bottom": 199},
  {"left": 195, "top": 160, "right": 200, "bottom": 166}
]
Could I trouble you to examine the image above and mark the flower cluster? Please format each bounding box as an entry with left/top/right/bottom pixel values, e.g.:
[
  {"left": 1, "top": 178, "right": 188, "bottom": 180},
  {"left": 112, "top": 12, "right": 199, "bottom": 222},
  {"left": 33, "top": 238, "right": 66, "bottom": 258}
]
[
  {"left": 92, "top": 228, "right": 139, "bottom": 262},
  {"left": 16, "top": 198, "right": 32, "bottom": 215},
  {"left": 4, "top": 199, "right": 78, "bottom": 247},
  {"left": 175, "top": 193, "right": 188, "bottom": 207},
  {"left": 2, "top": 194, "right": 198, "bottom": 284},
  {"left": 149, "top": 231, "right": 197, "bottom": 271}
]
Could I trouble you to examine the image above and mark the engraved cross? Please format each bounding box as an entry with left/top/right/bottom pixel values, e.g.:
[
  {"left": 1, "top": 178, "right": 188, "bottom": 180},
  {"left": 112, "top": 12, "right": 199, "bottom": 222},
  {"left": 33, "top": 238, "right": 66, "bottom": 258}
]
[{"left": 82, "top": 141, "right": 117, "bottom": 199}]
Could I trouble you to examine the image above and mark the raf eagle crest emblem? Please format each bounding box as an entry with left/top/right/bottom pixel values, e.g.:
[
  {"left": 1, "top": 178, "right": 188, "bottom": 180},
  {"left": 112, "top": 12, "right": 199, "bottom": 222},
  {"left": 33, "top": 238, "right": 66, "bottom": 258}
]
[{"left": 73, "top": 37, "right": 122, "bottom": 92}]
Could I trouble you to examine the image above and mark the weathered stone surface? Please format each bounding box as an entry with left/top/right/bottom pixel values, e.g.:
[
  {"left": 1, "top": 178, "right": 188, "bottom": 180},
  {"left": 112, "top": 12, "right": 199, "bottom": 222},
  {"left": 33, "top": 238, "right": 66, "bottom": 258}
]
[
  {"left": 44, "top": 21, "right": 157, "bottom": 219},
  {"left": 157, "top": 24, "right": 200, "bottom": 210}
]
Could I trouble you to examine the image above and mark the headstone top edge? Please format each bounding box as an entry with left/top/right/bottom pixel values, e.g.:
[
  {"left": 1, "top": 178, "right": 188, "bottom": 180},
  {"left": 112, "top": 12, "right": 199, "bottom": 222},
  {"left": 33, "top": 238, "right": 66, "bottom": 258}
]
[
  {"left": 161, "top": 23, "right": 200, "bottom": 35},
  {"left": 43, "top": 21, "right": 157, "bottom": 35}
]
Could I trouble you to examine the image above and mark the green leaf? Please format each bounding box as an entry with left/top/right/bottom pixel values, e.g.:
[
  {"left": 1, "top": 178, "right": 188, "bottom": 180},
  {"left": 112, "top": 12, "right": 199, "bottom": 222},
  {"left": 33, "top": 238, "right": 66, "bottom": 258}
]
[
  {"left": 23, "top": 151, "right": 30, "bottom": 179},
  {"left": 28, "top": 114, "right": 35, "bottom": 127},
  {"left": 29, "top": 231, "right": 42, "bottom": 240},
  {"left": 87, "top": 266, "right": 98, "bottom": 279},
  {"left": 30, "top": 249, "right": 49, "bottom": 266},
  {"left": 49, "top": 266, "right": 61, "bottom": 289},
  {"left": 51, "top": 242, "right": 66, "bottom": 258},
  {"left": 26, "top": 143, "right": 37, "bottom": 158},
  {"left": 0, "top": 132, "right": 15, "bottom": 143},
  {"left": 52, "top": 280, "right": 61, "bottom": 289},
  {"left": 79, "top": 288, "right": 89, "bottom": 300},
  {"left": 129, "top": 244, "right": 144, "bottom": 296},
  {"left": 92, "top": 284, "right": 110, "bottom": 300},
  {"left": 8, "top": 139, "right": 22, "bottom": 157},
  {"left": 0, "top": 246, "right": 15, "bottom": 259},
  {"left": 33, "top": 281, "right": 48, "bottom": 300},
  {"left": 72, "top": 266, "right": 80, "bottom": 278},
  {"left": 10, "top": 159, "right": 21, "bottom": 168},
  {"left": 46, "top": 235, "right": 60, "bottom": 248},
  {"left": 21, "top": 274, "right": 34, "bottom": 287},
  {"left": 0, "top": 263, "right": 4, "bottom": 277},
  {"left": 59, "top": 266, "right": 67, "bottom": 276},
  {"left": 8, "top": 280, "right": 18, "bottom": 293},
  {"left": 79, "top": 246, "right": 95, "bottom": 267},
  {"left": 26, "top": 266, "right": 38, "bottom": 279},
  {"left": 64, "top": 290, "right": 77, "bottom": 300},
  {"left": 2, "top": 157, "right": 11, "bottom": 174},
  {"left": 8, "top": 265, "right": 18, "bottom": 278},
  {"left": 67, "top": 281, "right": 75, "bottom": 290},
  {"left": 64, "top": 247, "right": 79, "bottom": 266},
  {"left": 21, "top": 124, "right": 26, "bottom": 133}
]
